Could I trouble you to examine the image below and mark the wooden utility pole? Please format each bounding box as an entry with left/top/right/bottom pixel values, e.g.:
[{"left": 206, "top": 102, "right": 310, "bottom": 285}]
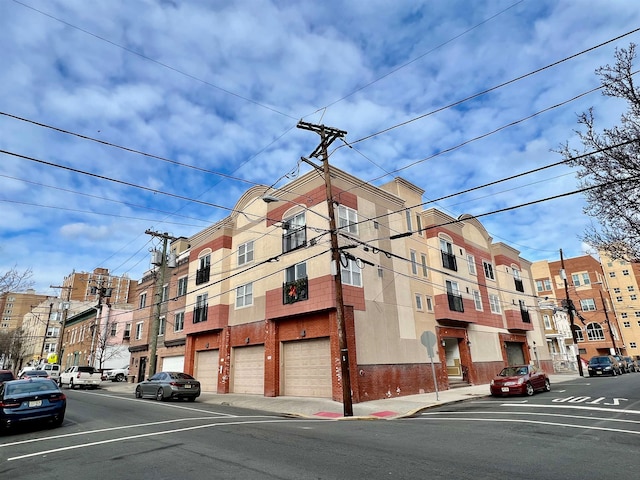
[
  {"left": 145, "top": 230, "right": 176, "bottom": 378},
  {"left": 50, "top": 285, "right": 72, "bottom": 367},
  {"left": 560, "top": 249, "right": 584, "bottom": 377},
  {"left": 297, "top": 121, "right": 353, "bottom": 416}
]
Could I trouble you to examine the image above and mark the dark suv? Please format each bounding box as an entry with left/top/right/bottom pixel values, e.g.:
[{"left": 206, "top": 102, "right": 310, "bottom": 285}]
[
  {"left": 587, "top": 356, "right": 622, "bottom": 376},
  {"left": 0, "top": 370, "right": 15, "bottom": 385}
]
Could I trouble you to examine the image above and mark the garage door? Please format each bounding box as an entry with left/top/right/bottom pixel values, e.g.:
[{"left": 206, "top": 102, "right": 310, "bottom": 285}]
[
  {"left": 195, "top": 349, "right": 219, "bottom": 392},
  {"left": 231, "top": 345, "right": 265, "bottom": 394},
  {"left": 282, "top": 338, "right": 332, "bottom": 398},
  {"left": 506, "top": 342, "right": 525, "bottom": 366},
  {"left": 160, "top": 355, "right": 184, "bottom": 373}
]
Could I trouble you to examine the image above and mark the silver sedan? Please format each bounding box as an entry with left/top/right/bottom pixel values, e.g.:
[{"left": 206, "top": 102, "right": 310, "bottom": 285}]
[{"left": 135, "top": 371, "right": 201, "bottom": 402}]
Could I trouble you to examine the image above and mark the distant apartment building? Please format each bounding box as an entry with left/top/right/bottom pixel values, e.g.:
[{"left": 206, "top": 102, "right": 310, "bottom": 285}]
[
  {"left": 128, "top": 166, "right": 549, "bottom": 402},
  {"left": 599, "top": 253, "right": 640, "bottom": 359},
  {"left": 532, "top": 255, "right": 622, "bottom": 364},
  {"left": 61, "top": 267, "right": 136, "bottom": 304},
  {"left": 0, "top": 289, "right": 50, "bottom": 333}
]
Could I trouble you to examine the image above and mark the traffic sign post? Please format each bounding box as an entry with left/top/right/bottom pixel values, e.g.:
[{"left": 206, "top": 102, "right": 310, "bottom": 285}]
[{"left": 420, "top": 331, "right": 439, "bottom": 401}]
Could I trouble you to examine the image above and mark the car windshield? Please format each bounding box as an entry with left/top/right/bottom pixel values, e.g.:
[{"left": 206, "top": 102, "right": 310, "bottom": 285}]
[
  {"left": 168, "top": 372, "right": 195, "bottom": 380},
  {"left": 0, "top": 372, "right": 14, "bottom": 382},
  {"left": 5, "top": 380, "right": 58, "bottom": 395},
  {"left": 589, "top": 357, "right": 610, "bottom": 365},
  {"left": 23, "top": 370, "right": 48, "bottom": 377},
  {"left": 499, "top": 367, "right": 527, "bottom": 376}
]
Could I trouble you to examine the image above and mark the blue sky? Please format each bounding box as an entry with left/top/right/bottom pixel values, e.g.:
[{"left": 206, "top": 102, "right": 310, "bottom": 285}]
[{"left": 1, "top": 0, "right": 639, "bottom": 295}]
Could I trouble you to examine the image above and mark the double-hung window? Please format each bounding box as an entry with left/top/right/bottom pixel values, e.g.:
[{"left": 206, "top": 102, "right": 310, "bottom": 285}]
[
  {"left": 338, "top": 205, "right": 358, "bottom": 235},
  {"left": 341, "top": 256, "right": 362, "bottom": 287},
  {"left": 236, "top": 283, "right": 253, "bottom": 308},
  {"left": 238, "top": 240, "right": 254, "bottom": 266}
]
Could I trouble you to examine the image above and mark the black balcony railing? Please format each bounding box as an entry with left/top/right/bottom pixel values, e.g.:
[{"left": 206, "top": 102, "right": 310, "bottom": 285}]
[
  {"left": 441, "top": 251, "right": 457, "bottom": 271},
  {"left": 195, "top": 265, "right": 210, "bottom": 285},
  {"left": 514, "top": 278, "right": 524, "bottom": 292},
  {"left": 520, "top": 308, "right": 531, "bottom": 323},
  {"left": 193, "top": 305, "right": 208, "bottom": 323},
  {"left": 283, "top": 277, "right": 309, "bottom": 304},
  {"left": 283, "top": 226, "right": 307, "bottom": 253},
  {"left": 447, "top": 292, "right": 464, "bottom": 312}
]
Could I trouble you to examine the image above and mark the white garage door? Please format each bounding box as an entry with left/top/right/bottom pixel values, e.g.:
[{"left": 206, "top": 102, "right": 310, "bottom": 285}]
[
  {"left": 282, "top": 338, "right": 332, "bottom": 398},
  {"left": 231, "top": 345, "right": 265, "bottom": 394},
  {"left": 160, "top": 355, "right": 184, "bottom": 373},
  {"left": 195, "top": 349, "right": 219, "bottom": 392}
]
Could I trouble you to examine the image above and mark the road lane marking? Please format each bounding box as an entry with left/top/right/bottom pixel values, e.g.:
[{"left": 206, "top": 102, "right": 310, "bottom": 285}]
[
  {"left": 502, "top": 403, "right": 640, "bottom": 415},
  {"left": 6, "top": 418, "right": 323, "bottom": 461},
  {"left": 421, "top": 410, "right": 640, "bottom": 425},
  {"left": 0, "top": 415, "right": 281, "bottom": 449},
  {"left": 80, "top": 390, "right": 237, "bottom": 416},
  {"left": 415, "top": 417, "right": 640, "bottom": 436}
]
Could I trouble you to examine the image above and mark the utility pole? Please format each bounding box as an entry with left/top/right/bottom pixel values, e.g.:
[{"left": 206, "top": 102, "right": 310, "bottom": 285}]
[
  {"left": 51, "top": 285, "right": 72, "bottom": 367},
  {"left": 40, "top": 302, "right": 54, "bottom": 361},
  {"left": 145, "top": 230, "right": 176, "bottom": 378},
  {"left": 297, "top": 120, "right": 353, "bottom": 416},
  {"left": 560, "top": 249, "right": 584, "bottom": 377},
  {"left": 599, "top": 289, "right": 617, "bottom": 355}
]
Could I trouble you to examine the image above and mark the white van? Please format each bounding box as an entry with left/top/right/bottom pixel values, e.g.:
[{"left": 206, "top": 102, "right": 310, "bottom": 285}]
[{"left": 42, "top": 363, "right": 61, "bottom": 380}]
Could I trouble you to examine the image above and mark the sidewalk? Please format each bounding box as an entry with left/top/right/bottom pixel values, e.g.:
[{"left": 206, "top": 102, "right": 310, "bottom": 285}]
[{"left": 99, "top": 373, "right": 580, "bottom": 420}]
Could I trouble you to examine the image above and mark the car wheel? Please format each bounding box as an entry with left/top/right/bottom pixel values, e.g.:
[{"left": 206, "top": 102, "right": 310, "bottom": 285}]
[
  {"left": 525, "top": 382, "right": 534, "bottom": 396},
  {"left": 156, "top": 388, "right": 165, "bottom": 401},
  {"left": 544, "top": 378, "right": 551, "bottom": 392},
  {"left": 69, "top": 379, "right": 74, "bottom": 389},
  {"left": 135, "top": 386, "right": 142, "bottom": 399},
  {"left": 116, "top": 373, "right": 125, "bottom": 382},
  {"left": 52, "top": 414, "right": 64, "bottom": 427}
]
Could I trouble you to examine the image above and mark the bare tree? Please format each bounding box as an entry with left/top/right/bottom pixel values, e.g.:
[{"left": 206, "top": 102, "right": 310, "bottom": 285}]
[
  {"left": 557, "top": 43, "right": 640, "bottom": 261},
  {"left": 0, "top": 266, "right": 35, "bottom": 295},
  {"left": 94, "top": 319, "right": 126, "bottom": 371},
  {"left": 0, "top": 328, "right": 28, "bottom": 371}
]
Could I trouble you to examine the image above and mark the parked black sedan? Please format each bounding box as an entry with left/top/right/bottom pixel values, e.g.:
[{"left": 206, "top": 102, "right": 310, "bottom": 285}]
[
  {"left": 135, "top": 372, "right": 201, "bottom": 402},
  {"left": 0, "top": 378, "right": 66, "bottom": 431},
  {"left": 587, "top": 355, "right": 622, "bottom": 376}
]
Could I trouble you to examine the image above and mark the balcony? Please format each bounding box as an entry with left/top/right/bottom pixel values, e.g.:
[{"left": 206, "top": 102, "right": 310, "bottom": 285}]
[
  {"left": 447, "top": 292, "right": 464, "bottom": 312},
  {"left": 283, "top": 226, "right": 307, "bottom": 253},
  {"left": 283, "top": 277, "right": 309, "bottom": 304},
  {"left": 514, "top": 278, "right": 524, "bottom": 292},
  {"left": 441, "top": 251, "right": 457, "bottom": 271},
  {"left": 195, "top": 265, "right": 210, "bottom": 285},
  {"left": 193, "top": 305, "right": 208, "bottom": 323}
]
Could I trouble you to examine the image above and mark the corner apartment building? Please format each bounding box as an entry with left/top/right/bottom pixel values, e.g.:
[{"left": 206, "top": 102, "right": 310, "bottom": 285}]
[
  {"left": 61, "top": 267, "right": 137, "bottom": 304},
  {"left": 532, "top": 255, "right": 622, "bottom": 362},
  {"left": 128, "top": 238, "right": 190, "bottom": 381},
  {"left": 599, "top": 253, "right": 640, "bottom": 358},
  {"left": 0, "top": 289, "right": 50, "bottom": 333},
  {"left": 153, "top": 166, "right": 549, "bottom": 403}
]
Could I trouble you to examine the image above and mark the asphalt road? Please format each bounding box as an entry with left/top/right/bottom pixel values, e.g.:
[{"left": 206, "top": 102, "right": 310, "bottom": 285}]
[{"left": 1, "top": 373, "right": 639, "bottom": 479}]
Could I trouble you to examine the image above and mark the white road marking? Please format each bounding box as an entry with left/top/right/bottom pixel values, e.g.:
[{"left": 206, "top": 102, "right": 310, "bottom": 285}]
[
  {"left": 416, "top": 416, "right": 640, "bottom": 436},
  {"left": 421, "top": 410, "right": 640, "bottom": 425},
  {"left": 6, "top": 418, "right": 322, "bottom": 461},
  {"left": 503, "top": 403, "right": 640, "bottom": 415},
  {"left": 0, "top": 415, "right": 280, "bottom": 449}
]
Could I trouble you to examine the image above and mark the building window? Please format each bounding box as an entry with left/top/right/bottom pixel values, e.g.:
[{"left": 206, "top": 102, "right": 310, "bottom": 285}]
[
  {"left": 139, "top": 293, "right": 147, "bottom": 309},
  {"left": 628, "top": 286, "right": 635, "bottom": 292},
  {"left": 617, "top": 296, "right": 623, "bottom": 302},
  {"left": 196, "top": 254, "right": 211, "bottom": 285},
  {"left": 193, "top": 294, "right": 208, "bottom": 323},
  {"left": 284, "top": 263, "right": 308, "bottom": 304},
  {"left": 630, "top": 342, "right": 637, "bottom": 349},
  {"left": 415, "top": 294, "right": 423, "bottom": 311},
  {"left": 572, "top": 272, "right": 590, "bottom": 286},
  {"left": 544, "top": 279, "right": 552, "bottom": 290},
  {"left": 575, "top": 327, "right": 584, "bottom": 342},
  {"left": 609, "top": 272, "right": 616, "bottom": 278},
  {"left": 405, "top": 210, "right": 412, "bottom": 231},
  {"left": 636, "top": 311, "right": 640, "bottom": 318},
  {"left": 580, "top": 299, "right": 596, "bottom": 311},
  {"left": 416, "top": 215, "right": 422, "bottom": 232},
  {"left": 586, "top": 323, "right": 605, "bottom": 341},
  {"left": 174, "top": 312, "right": 184, "bottom": 332},
  {"left": 472, "top": 290, "right": 483, "bottom": 311},
  {"left": 341, "top": 256, "right": 362, "bottom": 287},
  {"left": 124, "top": 323, "right": 131, "bottom": 339},
  {"left": 513, "top": 268, "right": 524, "bottom": 292},
  {"left": 110, "top": 323, "right": 117, "bottom": 337},
  {"left": 483, "top": 261, "right": 495, "bottom": 280},
  {"left": 621, "top": 312, "right": 628, "bottom": 318},
  {"left": 283, "top": 212, "right": 306, "bottom": 253},
  {"left": 631, "top": 294, "right": 638, "bottom": 301},
  {"left": 489, "top": 294, "right": 501, "bottom": 314},
  {"left": 446, "top": 280, "right": 464, "bottom": 312},
  {"left": 238, "top": 240, "right": 254, "bottom": 266},
  {"left": 377, "top": 266, "right": 383, "bottom": 278},
  {"left": 614, "top": 287, "right": 621, "bottom": 294},
  {"left": 338, "top": 205, "right": 358, "bottom": 235},
  {"left": 135, "top": 322, "right": 143, "bottom": 340},
  {"left": 158, "top": 317, "right": 165, "bottom": 336},
  {"left": 421, "top": 254, "right": 428, "bottom": 277},
  {"left": 623, "top": 321, "right": 631, "bottom": 328},
  {"left": 161, "top": 284, "right": 169, "bottom": 303},
  {"left": 467, "top": 255, "right": 476, "bottom": 275},
  {"left": 425, "top": 296, "right": 433, "bottom": 311},
  {"left": 623, "top": 269, "right": 630, "bottom": 276},
  {"left": 536, "top": 280, "right": 544, "bottom": 292},
  {"left": 440, "top": 237, "right": 457, "bottom": 271},
  {"left": 236, "top": 283, "right": 253, "bottom": 308},
  {"left": 177, "top": 276, "right": 188, "bottom": 297},
  {"left": 410, "top": 250, "right": 418, "bottom": 275},
  {"left": 543, "top": 314, "right": 552, "bottom": 329}
]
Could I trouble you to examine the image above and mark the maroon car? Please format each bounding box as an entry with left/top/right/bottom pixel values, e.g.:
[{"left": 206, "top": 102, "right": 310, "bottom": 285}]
[{"left": 490, "top": 365, "right": 550, "bottom": 396}]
